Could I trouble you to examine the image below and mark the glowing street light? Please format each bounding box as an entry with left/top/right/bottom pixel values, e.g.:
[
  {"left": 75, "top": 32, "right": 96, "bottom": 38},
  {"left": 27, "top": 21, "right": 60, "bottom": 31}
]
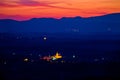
[
  {"left": 24, "top": 58, "right": 29, "bottom": 62},
  {"left": 43, "top": 37, "right": 47, "bottom": 40},
  {"left": 73, "top": 55, "right": 76, "bottom": 58}
]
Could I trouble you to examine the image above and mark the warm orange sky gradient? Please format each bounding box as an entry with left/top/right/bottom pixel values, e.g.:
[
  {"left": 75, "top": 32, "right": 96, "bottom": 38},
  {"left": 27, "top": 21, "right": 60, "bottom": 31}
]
[{"left": 0, "top": 0, "right": 120, "bottom": 20}]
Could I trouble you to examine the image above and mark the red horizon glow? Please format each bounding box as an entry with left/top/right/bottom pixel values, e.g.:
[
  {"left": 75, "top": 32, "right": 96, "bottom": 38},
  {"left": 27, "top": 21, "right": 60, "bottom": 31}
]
[{"left": 0, "top": 0, "right": 120, "bottom": 21}]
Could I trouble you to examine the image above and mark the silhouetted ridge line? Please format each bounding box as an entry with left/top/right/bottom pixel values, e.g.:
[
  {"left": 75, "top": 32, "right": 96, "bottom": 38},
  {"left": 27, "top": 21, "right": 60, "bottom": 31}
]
[{"left": 0, "top": 13, "right": 120, "bottom": 34}]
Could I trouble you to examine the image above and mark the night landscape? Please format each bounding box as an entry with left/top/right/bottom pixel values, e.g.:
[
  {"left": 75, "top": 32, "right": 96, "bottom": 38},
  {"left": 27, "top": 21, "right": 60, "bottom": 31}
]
[{"left": 0, "top": 0, "right": 120, "bottom": 80}]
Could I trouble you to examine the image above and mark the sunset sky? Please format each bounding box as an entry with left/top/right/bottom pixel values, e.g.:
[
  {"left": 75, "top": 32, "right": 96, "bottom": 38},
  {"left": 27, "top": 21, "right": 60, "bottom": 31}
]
[{"left": 0, "top": 0, "right": 120, "bottom": 20}]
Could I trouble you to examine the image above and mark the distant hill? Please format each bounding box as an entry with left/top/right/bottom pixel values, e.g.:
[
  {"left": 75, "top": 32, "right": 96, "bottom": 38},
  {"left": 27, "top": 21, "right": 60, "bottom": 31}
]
[{"left": 0, "top": 13, "right": 120, "bottom": 35}]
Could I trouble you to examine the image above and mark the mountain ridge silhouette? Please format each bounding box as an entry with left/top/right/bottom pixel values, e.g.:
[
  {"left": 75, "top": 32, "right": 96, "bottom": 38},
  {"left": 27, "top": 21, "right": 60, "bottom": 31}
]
[{"left": 0, "top": 13, "right": 120, "bottom": 34}]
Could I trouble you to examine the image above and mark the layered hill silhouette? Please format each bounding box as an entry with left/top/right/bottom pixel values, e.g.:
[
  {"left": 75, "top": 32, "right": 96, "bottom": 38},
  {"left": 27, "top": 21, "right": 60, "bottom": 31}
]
[{"left": 0, "top": 13, "right": 120, "bottom": 35}]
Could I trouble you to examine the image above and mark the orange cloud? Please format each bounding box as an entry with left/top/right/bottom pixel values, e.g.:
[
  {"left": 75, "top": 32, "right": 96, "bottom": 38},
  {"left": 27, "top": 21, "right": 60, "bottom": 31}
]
[
  {"left": 0, "top": 0, "right": 120, "bottom": 20},
  {"left": 0, "top": 0, "right": 74, "bottom": 9}
]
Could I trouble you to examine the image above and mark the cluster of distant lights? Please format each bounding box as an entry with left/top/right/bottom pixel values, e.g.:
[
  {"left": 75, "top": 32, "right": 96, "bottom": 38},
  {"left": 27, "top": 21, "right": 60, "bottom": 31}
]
[
  {"left": 7, "top": 36, "right": 56, "bottom": 62},
  {"left": 22, "top": 52, "right": 63, "bottom": 63},
  {"left": 1, "top": 35, "right": 109, "bottom": 65},
  {"left": 40, "top": 52, "right": 62, "bottom": 61},
  {"left": 1, "top": 51, "right": 106, "bottom": 65}
]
